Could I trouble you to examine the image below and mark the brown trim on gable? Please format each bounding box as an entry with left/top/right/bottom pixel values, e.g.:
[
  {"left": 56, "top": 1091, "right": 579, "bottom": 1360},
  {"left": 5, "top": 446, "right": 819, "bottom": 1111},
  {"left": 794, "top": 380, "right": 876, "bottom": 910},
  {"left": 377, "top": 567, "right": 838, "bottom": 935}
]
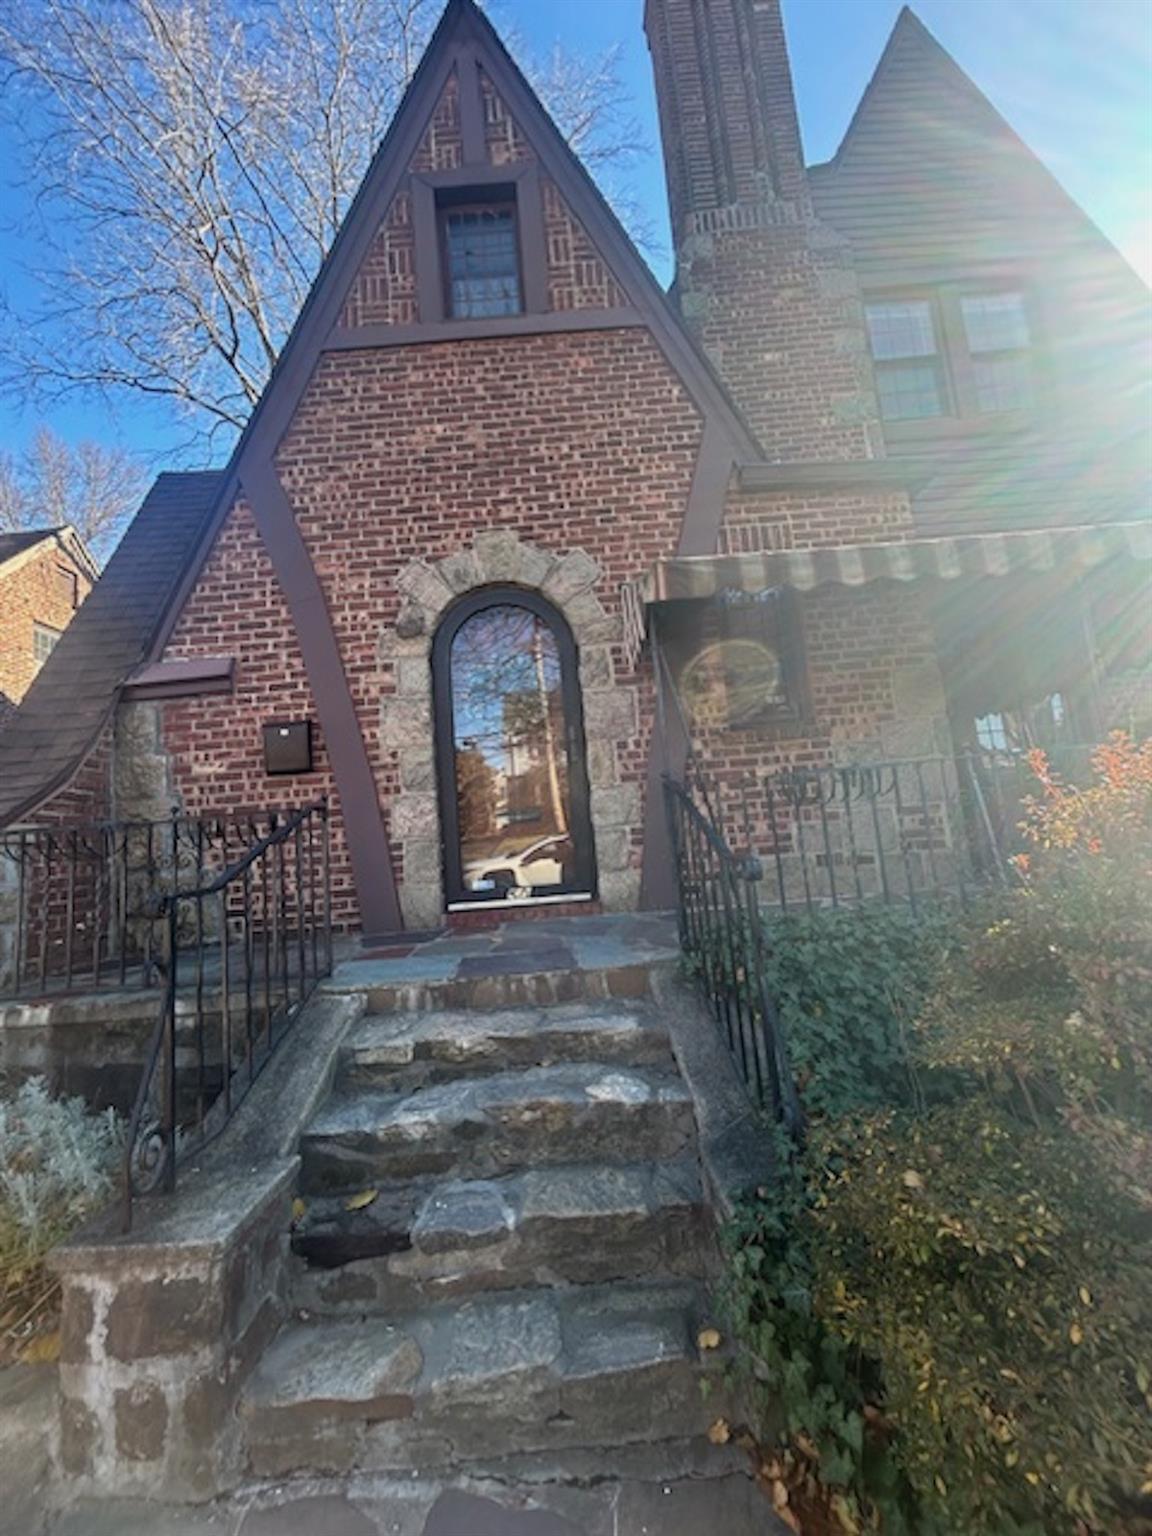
[
  {"left": 241, "top": 459, "right": 402, "bottom": 939},
  {"left": 325, "top": 308, "right": 645, "bottom": 351},
  {"left": 412, "top": 175, "right": 441, "bottom": 325},
  {"left": 517, "top": 164, "right": 548, "bottom": 314},
  {"left": 124, "top": 656, "right": 235, "bottom": 701},
  {"left": 456, "top": 51, "right": 487, "bottom": 165}
]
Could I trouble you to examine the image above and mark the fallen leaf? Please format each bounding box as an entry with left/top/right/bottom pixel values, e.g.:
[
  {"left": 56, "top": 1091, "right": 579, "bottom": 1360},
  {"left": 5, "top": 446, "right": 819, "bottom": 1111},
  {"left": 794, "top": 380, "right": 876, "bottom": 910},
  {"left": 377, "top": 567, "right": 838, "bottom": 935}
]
[
  {"left": 708, "top": 1418, "right": 731, "bottom": 1445},
  {"left": 20, "top": 1330, "right": 60, "bottom": 1365},
  {"left": 344, "top": 1189, "right": 378, "bottom": 1213},
  {"left": 772, "top": 1479, "right": 790, "bottom": 1509},
  {"left": 697, "top": 1327, "right": 722, "bottom": 1351},
  {"left": 1069, "top": 1322, "right": 1084, "bottom": 1346},
  {"left": 291, "top": 1198, "right": 307, "bottom": 1224},
  {"left": 901, "top": 1169, "right": 924, "bottom": 1190}
]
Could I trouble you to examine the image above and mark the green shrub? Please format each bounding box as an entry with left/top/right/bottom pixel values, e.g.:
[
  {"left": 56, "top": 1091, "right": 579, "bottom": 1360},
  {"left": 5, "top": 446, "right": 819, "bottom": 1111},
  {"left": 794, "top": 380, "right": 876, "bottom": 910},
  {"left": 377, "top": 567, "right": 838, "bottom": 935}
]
[{"left": 722, "top": 738, "right": 1152, "bottom": 1535}]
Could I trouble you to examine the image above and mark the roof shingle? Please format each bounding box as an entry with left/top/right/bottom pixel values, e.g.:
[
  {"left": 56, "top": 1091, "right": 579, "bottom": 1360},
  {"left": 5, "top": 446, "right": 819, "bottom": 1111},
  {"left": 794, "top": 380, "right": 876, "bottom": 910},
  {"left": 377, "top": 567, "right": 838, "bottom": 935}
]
[{"left": 0, "top": 472, "right": 224, "bottom": 825}]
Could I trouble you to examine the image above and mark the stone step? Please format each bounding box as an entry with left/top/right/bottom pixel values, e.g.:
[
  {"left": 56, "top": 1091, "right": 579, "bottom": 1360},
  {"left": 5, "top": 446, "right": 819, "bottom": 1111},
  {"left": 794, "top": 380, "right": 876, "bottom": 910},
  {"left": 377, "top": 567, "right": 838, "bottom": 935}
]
[
  {"left": 242, "top": 1281, "right": 723, "bottom": 1478},
  {"left": 337, "top": 1001, "right": 675, "bottom": 1091},
  {"left": 299, "top": 1064, "right": 698, "bottom": 1194},
  {"left": 292, "top": 1158, "right": 710, "bottom": 1311}
]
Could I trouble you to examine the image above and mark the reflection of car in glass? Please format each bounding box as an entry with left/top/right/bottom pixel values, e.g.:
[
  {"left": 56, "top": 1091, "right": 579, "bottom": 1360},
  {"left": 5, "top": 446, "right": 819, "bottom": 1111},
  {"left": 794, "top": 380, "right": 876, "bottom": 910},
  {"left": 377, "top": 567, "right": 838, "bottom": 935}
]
[{"left": 466, "top": 834, "right": 573, "bottom": 897}]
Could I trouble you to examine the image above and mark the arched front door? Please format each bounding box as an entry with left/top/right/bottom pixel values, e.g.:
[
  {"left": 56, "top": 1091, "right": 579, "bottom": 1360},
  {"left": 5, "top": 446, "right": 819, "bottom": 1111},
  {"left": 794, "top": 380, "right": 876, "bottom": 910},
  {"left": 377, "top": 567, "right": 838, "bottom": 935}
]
[{"left": 432, "top": 589, "right": 597, "bottom": 909}]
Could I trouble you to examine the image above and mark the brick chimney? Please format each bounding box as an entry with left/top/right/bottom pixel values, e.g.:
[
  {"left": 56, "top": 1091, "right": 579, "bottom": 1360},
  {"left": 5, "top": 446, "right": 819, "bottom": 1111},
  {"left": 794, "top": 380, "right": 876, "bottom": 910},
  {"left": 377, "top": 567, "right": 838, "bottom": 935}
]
[{"left": 645, "top": 0, "right": 877, "bottom": 461}]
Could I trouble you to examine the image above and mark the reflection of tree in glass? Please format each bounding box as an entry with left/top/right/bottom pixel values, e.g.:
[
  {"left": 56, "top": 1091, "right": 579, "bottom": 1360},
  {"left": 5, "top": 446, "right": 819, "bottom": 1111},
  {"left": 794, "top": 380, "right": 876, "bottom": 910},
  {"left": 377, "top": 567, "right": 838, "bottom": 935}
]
[
  {"left": 455, "top": 744, "right": 498, "bottom": 840},
  {"left": 451, "top": 605, "right": 569, "bottom": 841}
]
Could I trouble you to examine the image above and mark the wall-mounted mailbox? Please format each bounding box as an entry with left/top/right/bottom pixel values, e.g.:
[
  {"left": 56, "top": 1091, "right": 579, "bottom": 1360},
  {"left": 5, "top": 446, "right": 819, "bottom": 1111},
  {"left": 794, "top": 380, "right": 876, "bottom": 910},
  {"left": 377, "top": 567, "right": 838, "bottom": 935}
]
[{"left": 263, "top": 720, "right": 313, "bottom": 776}]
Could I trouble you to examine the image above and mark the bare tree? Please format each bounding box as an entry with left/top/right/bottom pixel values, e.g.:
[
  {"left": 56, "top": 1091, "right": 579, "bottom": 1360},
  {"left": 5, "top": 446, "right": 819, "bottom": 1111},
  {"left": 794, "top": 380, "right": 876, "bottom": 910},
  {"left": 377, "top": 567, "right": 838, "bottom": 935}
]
[
  {"left": 0, "top": 427, "right": 147, "bottom": 559},
  {"left": 0, "top": 0, "right": 648, "bottom": 447}
]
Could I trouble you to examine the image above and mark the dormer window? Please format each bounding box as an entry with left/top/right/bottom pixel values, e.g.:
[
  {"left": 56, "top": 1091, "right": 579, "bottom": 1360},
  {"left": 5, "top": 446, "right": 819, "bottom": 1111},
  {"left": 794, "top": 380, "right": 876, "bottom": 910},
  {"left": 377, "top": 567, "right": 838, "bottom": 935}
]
[
  {"left": 439, "top": 190, "right": 522, "bottom": 320},
  {"left": 866, "top": 286, "right": 1037, "bottom": 424}
]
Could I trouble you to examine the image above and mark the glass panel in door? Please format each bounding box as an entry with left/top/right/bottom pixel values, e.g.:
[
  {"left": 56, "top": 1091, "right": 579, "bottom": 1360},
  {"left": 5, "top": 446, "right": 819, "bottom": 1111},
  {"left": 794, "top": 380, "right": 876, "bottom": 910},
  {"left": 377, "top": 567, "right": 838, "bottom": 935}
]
[{"left": 449, "top": 603, "right": 578, "bottom": 900}]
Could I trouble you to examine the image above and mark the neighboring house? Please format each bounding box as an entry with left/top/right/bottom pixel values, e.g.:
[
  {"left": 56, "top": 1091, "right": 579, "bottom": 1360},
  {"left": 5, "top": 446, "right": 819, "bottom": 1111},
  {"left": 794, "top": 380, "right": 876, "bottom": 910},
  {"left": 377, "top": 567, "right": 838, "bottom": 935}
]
[
  {"left": 0, "top": 525, "right": 97, "bottom": 724},
  {"left": 0, "top": 0, "right": 1147, "bottom": 933}
]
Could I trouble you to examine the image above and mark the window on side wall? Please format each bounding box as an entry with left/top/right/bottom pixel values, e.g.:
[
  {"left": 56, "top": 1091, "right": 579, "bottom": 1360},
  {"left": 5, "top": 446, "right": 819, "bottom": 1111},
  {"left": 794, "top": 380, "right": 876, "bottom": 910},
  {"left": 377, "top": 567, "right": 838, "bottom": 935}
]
[
  {"left": 438, "top": 189, "right": 522, "bottom": 320},
  {"left": 960, "top": 292, "right": 1034, "bottom": 413},
  {"left": 865, "top": 299, "right": 948, "bottom": 421},
  {"left": 33, "top": 623, "right": 62, "bottom": 665},
  {"left": 866, "top": 286, "right": 1037, "bottom": 425}
]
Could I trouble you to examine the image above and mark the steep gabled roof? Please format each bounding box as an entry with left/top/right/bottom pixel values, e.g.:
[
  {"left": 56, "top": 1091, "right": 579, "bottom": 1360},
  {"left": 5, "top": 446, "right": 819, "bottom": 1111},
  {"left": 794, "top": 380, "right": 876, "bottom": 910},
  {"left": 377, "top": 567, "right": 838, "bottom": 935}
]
[
  {"left": 810, "top": 6, "right": 1149, "bottom": 282},
  {"left": 0, "top": 473, "right": 223, "bottom": 824}
]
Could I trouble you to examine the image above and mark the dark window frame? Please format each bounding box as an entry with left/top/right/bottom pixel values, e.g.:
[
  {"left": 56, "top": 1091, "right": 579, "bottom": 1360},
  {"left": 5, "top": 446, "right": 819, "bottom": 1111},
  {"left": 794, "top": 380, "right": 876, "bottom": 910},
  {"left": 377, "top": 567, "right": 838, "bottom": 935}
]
[
  {"left": 437, "top": 190, "right": 523, "bottom": 320},
  {"left": 411, "top": 161, "right": 548, "bottom": 326},
  {"left": 866, "top": 281, "right": 1040, "bottom": 434},
  {"left": 431, "top": 585, "right": 598, "bottom": 909}
]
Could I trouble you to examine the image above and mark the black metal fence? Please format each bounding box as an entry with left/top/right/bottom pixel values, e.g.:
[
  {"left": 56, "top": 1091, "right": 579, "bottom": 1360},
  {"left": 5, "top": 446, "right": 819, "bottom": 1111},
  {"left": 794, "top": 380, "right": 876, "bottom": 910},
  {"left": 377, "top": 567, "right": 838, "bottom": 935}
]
[
  {"left": 123, "top": 801, "right": 331, "bottom": 1227},
  {"left": 663, "top": 745, "right": 1096, "bottom": 1127},
  {"left": 664, "top": 772, "right": 805, "bottom": 1138},
  {"left": 0, "top": 811, "right": 281, "bottom": 999}
]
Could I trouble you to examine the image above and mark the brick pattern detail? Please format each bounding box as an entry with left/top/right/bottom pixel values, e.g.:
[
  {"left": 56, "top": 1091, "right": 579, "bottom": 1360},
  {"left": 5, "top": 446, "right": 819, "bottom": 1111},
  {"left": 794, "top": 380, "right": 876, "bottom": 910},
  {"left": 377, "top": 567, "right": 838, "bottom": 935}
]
[
  {"left": 339, "top": 192, "right": 418, "bottom": 329},
  {"left": 340, "top": 76, "right": 624, "bottom": 327},
  {"left": 480, "top": 70, "right": 531, "bottom": 166},
  {"left": 0, "top": 541, "right": 94, "bottom": 714},
  {"left": 411, "top": 71, "right": 463, "bottom": 174},
  {"left": 543, "top": 179, "right": 626, "bottom": 312}
]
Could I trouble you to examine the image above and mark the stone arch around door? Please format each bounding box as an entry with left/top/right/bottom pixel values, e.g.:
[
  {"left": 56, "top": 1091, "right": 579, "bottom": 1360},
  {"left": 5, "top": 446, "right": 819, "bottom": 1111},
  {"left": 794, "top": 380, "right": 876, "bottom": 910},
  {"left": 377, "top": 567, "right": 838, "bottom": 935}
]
[{"left": 379, "top": 531, "right": 641, "bottom": 929}]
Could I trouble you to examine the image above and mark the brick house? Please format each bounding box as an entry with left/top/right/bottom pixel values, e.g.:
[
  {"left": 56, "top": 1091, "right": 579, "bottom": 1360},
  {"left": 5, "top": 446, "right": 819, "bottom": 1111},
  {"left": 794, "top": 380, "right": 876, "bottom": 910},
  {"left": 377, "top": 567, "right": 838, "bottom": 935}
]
[
  {"left": 0, "top": 0, "right": 1147, "bottom": 939},
  {"left": 0, "top": 524, "right": 97, "bottom": 724}
]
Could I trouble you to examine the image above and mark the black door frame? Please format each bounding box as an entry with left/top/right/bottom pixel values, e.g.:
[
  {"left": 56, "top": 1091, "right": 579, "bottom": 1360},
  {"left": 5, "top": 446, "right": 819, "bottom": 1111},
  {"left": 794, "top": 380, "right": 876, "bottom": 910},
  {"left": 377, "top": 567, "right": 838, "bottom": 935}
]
[{"left": 431, "top": 586, "right": 598, "bottom": 908}]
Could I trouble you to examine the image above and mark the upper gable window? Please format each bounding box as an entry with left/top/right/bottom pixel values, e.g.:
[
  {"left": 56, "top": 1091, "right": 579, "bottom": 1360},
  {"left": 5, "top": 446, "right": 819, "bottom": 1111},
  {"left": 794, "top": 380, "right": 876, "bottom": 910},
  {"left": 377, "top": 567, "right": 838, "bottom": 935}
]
[
  {"left": 439, "top": 192, "right": 522, "bottom": 320},
  {"left": 865, "top": 300, "right": 947, "bottom": 421},
  {"left": 961, "top": 292, "right": 1034, "bottom": 413}
]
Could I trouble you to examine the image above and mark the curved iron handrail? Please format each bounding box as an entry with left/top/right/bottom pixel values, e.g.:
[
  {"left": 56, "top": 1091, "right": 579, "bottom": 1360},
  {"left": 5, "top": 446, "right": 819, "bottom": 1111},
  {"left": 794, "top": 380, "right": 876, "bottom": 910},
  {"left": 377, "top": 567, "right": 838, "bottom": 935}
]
[{"left": 122, "top": 800, "right": 330, "bottom": 1230}]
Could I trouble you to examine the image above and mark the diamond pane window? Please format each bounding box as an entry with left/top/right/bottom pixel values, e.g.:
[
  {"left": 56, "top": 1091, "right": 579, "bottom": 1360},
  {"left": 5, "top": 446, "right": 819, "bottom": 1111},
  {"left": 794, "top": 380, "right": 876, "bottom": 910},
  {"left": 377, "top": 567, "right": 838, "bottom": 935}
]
[{"left": 443, "top": 205, "right": 521, "bottom": 319}]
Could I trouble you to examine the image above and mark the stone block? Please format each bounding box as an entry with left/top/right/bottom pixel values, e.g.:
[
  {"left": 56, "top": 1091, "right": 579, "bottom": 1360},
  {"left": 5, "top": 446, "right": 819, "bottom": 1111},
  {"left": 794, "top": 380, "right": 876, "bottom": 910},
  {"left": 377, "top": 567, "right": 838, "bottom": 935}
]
[
  {"left": 60, "top": 1283, "right": 95, "bottom": 1365},
  {"left": 398, "top": 745, "right": 436, "bottom": 792},
  {"left": 892, "top": 661, "right": 945, "bottom": 718},
  {"left": 390, "top": 793, "right": 438, "bottom": 841},
  {"left": 578, "top": 646, "right": 614, "bottom": 690},
  {"left": 593, "top": 826, "right": 632, "bottom": 874},
  {"left": 105, "top": 1273, "right": 220, "bottom": 1362},
  {"left": 543, "top": 550, "right": 600, "bottom": 606},
  {"left": 59, "top": 1393, "right": 100, "bottom": 1478},
  {"left": 379, "top": 697, "right": 431, "bottom": 753},
  {"left": 598, "top": 870, "right": 642, "bottom": 913},
  {"left": 396, "top": 656, "right": 431, "bottom": 698},
  {"left": 115, "top": 1382, "right": 169, "bottom": 1462},
  {"left": 586, "top": 738, "right": 618, "bottom": 789},
  {"left": 400, "top": 880, "right": 443, "bottom": 932},
  {"left": 471, "top": 530, "right": 556, "bottom": 589},
  {"left": 583, "top": 689, "right": 637, "bottom": 742},
  {"left": 437, "top": 548, "right": 481, "bottom": 594},
  {"left": 396, "top": 559, "right": 453, "bottom": 618},
  {"left": 591, "top": 783, "right": 642, "bottom": 830}
]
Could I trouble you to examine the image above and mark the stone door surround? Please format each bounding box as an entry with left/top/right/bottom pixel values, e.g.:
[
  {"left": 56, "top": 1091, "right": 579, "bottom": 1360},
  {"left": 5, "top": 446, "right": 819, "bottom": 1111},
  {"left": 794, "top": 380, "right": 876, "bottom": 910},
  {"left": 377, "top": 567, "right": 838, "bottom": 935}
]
[{"left": 380, "top": 530, "right": 642, "bottom": 929}]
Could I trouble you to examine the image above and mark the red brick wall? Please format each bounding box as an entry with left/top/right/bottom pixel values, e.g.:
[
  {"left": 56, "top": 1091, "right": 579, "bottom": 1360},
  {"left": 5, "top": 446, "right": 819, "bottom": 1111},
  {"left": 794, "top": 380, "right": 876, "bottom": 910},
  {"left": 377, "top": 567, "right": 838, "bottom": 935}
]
[
  {"left": 157, "top": 502, "right": 358, "bottom": 926},
  {"left": 0, "top": 540, "right": 94, "bottom": 709}
]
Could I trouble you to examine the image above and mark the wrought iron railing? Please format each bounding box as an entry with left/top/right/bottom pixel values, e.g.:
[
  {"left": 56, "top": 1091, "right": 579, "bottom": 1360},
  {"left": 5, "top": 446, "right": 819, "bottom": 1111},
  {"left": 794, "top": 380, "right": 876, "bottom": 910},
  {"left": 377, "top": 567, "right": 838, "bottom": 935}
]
[
  {"left": 0, "top": 811, "right": 281, "bottom": 998},
  {"left": 122, "top": 801, "right": 331, "bottom": 1228},
  {"left": 664, "top": 771, "right": 805, "bottom": 1138}
]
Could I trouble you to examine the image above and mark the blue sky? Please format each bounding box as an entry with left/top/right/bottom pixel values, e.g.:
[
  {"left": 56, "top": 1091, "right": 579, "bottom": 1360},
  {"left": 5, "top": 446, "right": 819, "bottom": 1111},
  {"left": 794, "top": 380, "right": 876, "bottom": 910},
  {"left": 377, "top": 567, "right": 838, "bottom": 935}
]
[{"left": 1, "top": 0, "right": 1149, "bottom": 469}]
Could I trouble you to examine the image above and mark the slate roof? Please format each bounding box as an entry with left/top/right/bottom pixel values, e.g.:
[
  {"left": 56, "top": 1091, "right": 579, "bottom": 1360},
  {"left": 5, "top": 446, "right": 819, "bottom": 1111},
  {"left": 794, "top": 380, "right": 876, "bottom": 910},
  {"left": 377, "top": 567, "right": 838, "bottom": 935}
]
[
  {"left": 0, "top": 471, "right": 224, "bottom": 825},
  {"left": 0, "top": 529, "right": 59, "bottom": 567}
]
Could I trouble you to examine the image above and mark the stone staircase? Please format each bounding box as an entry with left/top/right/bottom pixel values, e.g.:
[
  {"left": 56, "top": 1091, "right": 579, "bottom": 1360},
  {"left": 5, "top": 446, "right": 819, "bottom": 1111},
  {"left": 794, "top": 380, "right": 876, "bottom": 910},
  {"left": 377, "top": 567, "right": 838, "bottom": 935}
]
[{"left": 240, "top": 984, "right": 723, "bottom": 1480}]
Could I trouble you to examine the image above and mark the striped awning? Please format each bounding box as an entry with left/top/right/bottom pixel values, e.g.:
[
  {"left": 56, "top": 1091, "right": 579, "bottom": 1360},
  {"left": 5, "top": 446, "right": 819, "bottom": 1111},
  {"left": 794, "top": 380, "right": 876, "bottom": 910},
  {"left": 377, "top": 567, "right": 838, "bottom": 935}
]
[{"left": 623, "top": 521, "right": 1152, "bottom": 664}]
